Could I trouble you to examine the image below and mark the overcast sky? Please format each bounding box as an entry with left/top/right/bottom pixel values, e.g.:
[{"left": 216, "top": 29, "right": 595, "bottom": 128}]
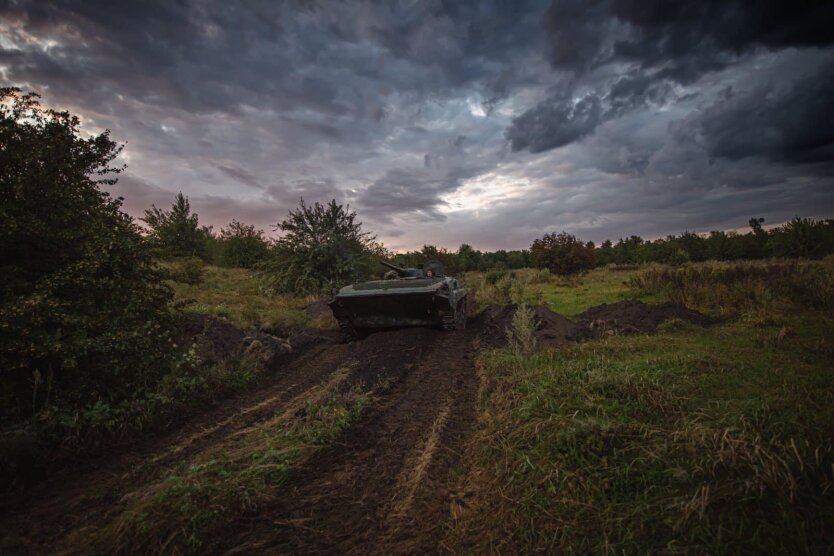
[{"left": 2, "top": 0, "right": 833, "bottom": 251}]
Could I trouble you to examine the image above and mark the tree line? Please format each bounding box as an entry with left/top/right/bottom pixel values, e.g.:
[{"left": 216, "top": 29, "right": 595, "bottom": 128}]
[{"left": 144, "top": 188, "right": 834, "bottom": 279}]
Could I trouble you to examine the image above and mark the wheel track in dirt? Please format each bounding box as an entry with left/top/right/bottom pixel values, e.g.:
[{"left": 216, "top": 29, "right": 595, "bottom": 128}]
[{"left": 216, "top": 325, "right": 479, "bottom": 555}]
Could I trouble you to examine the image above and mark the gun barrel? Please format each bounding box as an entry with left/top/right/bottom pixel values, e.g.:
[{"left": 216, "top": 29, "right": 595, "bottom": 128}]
[{"left": 380, "top": 260, "right": 408, "bottom": 275}]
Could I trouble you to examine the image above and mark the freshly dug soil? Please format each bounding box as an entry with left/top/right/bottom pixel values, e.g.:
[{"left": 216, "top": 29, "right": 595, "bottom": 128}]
[
  {"left": 577, "top": 300, "right": 714, "bottom": 335},
  {"left": 177, "top": 313, "right": 294, "bottom": 364},
  {"left": 480, "top": 300, "right": 711, "bottom": 351},
  {"left": 477, "top": 304, "right": 585, "bottom": 350},
  {"left": 177, "top": 313, "right": 247, "bottom": 360},
  {"left": 531, "top": 305, "right": 586, "bottom": 349}
]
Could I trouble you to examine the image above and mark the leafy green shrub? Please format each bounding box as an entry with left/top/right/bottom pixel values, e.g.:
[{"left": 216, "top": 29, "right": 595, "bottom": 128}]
[
  {"left": 485, "top": 268, "right": 511, "bottom": 285},
  {"left": 260, "top": 199, "right": 387, "bottom": 295},
  {"left": 141, "top": 193, "right": 211, "bottom": 259},
  {"left": 217, "top": 220, "right": 270, "bottom": 268},
  {"left": 0, "top": 88, "right": 175, "bottom": 424}
]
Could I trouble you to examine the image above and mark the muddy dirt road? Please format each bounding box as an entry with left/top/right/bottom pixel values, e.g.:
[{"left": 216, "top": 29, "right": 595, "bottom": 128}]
[{"left": 219, "top": 326, "right": 479, "bottom": 555}]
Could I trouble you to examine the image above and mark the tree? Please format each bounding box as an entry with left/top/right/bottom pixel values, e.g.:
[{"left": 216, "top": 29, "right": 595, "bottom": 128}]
[
  {"left": 218, "top": 220, "right": 269, "bottom": 268},
  {"left": 262, "top": 199, "right": 383, "bottom": 294},
  {"left": 769, "top": 217, "right": 827, "bottom": 259},
  {"left": 456, "top": 244, "right": 482, "bottom": 272},
  {"left": 141, "top": 192, "right": 209, "bottom": 259},
  {"left": 530, "top": 231, "right": 595, "bottom": 275},
  {"left": 0, "top": 88, "right": 174, "bottom": 421}
]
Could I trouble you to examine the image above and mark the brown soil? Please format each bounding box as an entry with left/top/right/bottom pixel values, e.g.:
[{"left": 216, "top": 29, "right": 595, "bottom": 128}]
[
  {"left": 215, "top": 326, "right": 479, "bottom": 555},
  {"left": 479, "top": 299, "right": 711, "bottom": 350},
  {"left": 577, "top": 299, "right": 714, "bottom": 335},
  {"left": 0, "top": 299, "right": 709, "bottom": 555}
]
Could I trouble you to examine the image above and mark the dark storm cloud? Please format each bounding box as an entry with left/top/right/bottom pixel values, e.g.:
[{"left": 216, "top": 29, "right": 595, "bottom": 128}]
[
  {"left": 509, "top": 0, "right": 834, "bottom": 156},
  {"left": 505, "top": 92, "right": 602, "bottom": 152},
  {"left": 697, "top": 66, "right": 834, "bottom": 165},
  {"left": 215, "top": 163, "right": 262, "bottom": 188},
  {"left": 545, "top": 0, "right": 834, "bottom": 76},
  {"left": 3, "top": 0, "right": 832, "bottom": 250}
]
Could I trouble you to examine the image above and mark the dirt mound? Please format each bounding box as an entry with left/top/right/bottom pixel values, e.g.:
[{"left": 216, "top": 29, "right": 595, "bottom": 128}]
[
  {"left": 578, "top": 300, "right": 713, "bottom": 335},
  {"left": 531, "top": 305, "right": 586, "bottom": 349},
  {"left": 304, "top": 298, "right": 332, "bottom": 318},
  {"left": 476, "top": 304, "right": 585, "bottom": 350},
  {"left": 477, "top": 300, "right": 711, "bottom": 350},
  {"left": 177, "top": 313, "right": 247, "bottom": 359},
  {"left": 177, "top": 313, "right": 293, "bottom": 364}
]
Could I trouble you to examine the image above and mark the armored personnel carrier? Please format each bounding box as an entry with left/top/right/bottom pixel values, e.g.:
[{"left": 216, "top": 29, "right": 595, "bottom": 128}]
[{"left": 328, "top": 260, "right": 467, "bottom": 341}]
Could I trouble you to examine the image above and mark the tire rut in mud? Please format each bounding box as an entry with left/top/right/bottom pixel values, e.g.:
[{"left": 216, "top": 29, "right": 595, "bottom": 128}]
[{"left": 217, "top": 326, "right": 479, "bottom": 555}]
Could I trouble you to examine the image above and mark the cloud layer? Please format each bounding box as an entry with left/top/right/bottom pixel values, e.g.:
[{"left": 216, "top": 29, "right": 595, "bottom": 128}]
[{"left": 2, "top": 0, "right": 832, "bottom": 250}]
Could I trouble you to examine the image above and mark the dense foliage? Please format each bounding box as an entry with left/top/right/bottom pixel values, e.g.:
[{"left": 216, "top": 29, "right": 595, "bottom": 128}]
[
  {"left": 530, "top": 231, "right": 596, "bottom": 275},
  {"left": 217, "top": 220, "right": 270, "bottom": 268},
  {"left": 0, "top": 89, "right": 175, "bottom": 423},
  {"left": 261, "top": 199, "right": 386, "bottom": 294},
  {"left": 394, "top": 244, "right": 531, "bottom": 275},
  {"left": 141, "top": 192, "right": 211, "bottom": 259}
]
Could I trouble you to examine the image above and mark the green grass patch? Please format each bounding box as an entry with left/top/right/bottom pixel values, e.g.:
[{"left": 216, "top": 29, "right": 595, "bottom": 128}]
[
  {"left": 164, "top": 262, "right": 312, "bottom": 330},
  {"left": 463, "top": 266, "right": 664, "bottom": 316},
  {"left": 450, "top": 305, "right": 833, "bottom": 553},
  {"left": 538, "top": 266, "right": 664, "bottom": 316}
]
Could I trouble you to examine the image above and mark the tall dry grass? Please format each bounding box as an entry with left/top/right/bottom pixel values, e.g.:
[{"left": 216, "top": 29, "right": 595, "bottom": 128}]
[{"left": 629, "top": 258, "right": 834, "bottom": 316}]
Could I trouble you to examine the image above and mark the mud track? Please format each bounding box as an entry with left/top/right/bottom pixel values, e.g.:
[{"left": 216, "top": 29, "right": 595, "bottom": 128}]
[
  {"left": 0, "top": 324, "right": 480, "bottom": 555},
  {"left": 218, "top": 326, "right": 479, "bottom": 555}
]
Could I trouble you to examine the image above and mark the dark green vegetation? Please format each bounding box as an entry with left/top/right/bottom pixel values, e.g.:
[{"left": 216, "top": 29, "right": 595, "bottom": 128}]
[
  {"left": 0, "top": 89, "right": 175, "bottom": 438},
  {"left": 0, "top": 92, "right": 314, "bottom": 482},
  {"left": 449, "top": 259, "right": 834, "bottom": 554},
  {"left": 259, "top": 198, "right": 389, "bottom": 295},
  {"left": 530, "top": 231, "right": 596, "bottom": 275},
  {"left": 595, "top": 217, "right": 834, "bottom": 266}
]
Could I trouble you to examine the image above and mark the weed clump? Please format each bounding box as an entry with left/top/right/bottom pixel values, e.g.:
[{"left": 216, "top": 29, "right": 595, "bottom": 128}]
[{"left": 506, "top": 303, "right": 537, "bottom": 357}]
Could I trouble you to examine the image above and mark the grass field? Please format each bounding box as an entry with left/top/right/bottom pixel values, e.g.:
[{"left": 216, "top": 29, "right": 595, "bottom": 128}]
[
  {"left": 448, "top": 259, "right": 834, "bottom": 553},
  {"left": 7, "top": 259, "right": 830, "bottom": 554},
  {"left": 164, "top": 261, "right": 313, "bottom": 330}
]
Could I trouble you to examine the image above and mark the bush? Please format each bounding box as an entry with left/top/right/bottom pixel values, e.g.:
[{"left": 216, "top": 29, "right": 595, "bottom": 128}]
[
  {"left": 261, "top": 199, "right": 386, "bottom": 295},
  {"left": 506, "top": 303, "right": 537, "bottom": 356},
  {"left": 217, "top": 220, "right": 269, "bottom": 268},
  {"left": 530, "top": 231, "right": 595, "bottom": 275},
  {"left": 0, "top": 88, "right": 175, "bottom": 423},
  {"left": 141, "top": 193, "right": 210, "bottom": 259}
]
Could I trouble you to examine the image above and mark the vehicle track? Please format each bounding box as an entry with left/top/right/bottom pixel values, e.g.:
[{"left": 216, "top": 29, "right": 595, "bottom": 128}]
[
  {"left": 215, "top": 325, "right": 479, "bottom": 555},
  {"left": 1, "top": 322, "right": 480, "bottom": 555}
]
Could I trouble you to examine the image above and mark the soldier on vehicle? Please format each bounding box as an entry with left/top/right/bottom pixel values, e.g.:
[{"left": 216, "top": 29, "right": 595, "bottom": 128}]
[{"left": 425, "top": 268, "right": 434, "bottom": 278}]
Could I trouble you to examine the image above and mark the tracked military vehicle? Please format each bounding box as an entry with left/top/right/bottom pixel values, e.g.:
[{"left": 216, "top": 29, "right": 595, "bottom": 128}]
[{"left": 329, "top": 260, "right": 467, "bottom": 341}]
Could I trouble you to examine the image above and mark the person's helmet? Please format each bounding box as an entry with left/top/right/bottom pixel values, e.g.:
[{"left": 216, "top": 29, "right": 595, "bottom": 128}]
[{"left": 384, "top": 270, "right": 398, "bottom": 280}]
